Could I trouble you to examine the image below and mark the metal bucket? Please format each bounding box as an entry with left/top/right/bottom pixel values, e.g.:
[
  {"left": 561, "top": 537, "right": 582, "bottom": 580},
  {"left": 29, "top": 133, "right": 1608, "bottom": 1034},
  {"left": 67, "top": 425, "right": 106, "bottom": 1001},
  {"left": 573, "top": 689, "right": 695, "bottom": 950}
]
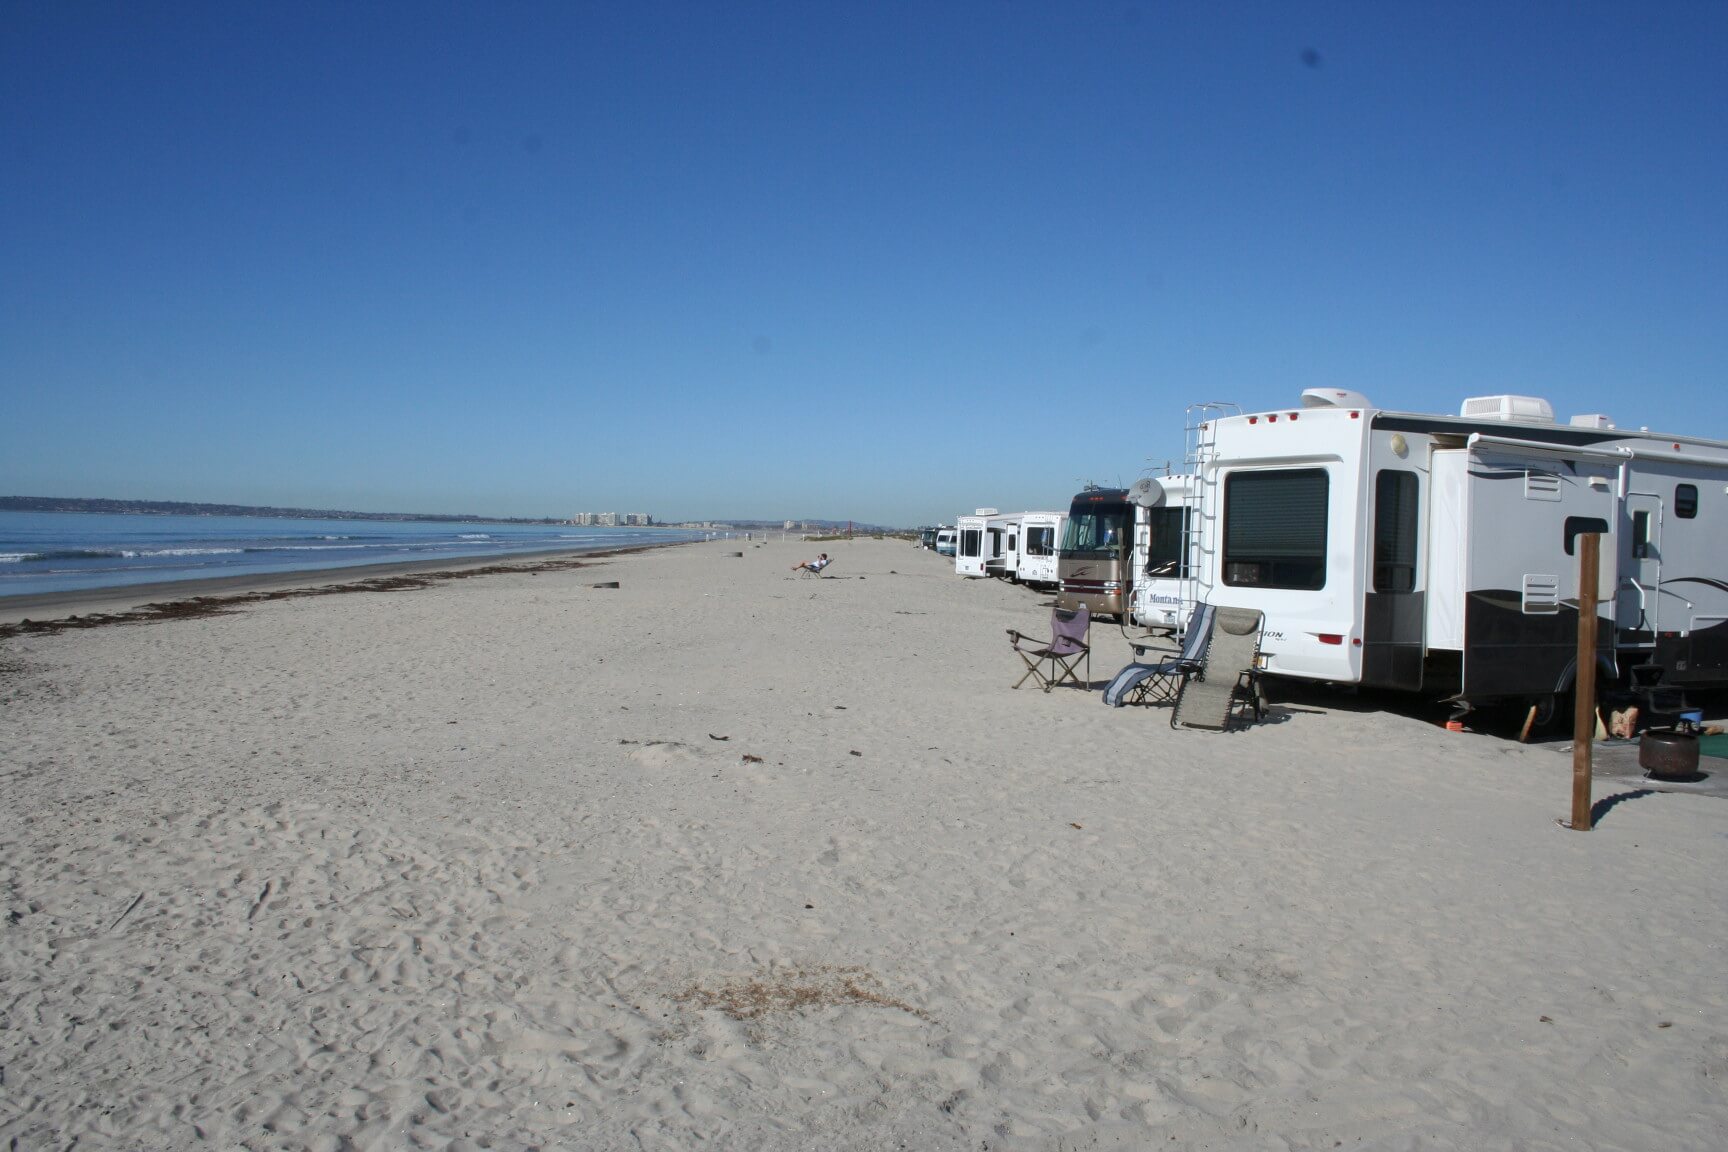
[{"left": 1640, "top": 729, "right": 1701, "bottom": 780}]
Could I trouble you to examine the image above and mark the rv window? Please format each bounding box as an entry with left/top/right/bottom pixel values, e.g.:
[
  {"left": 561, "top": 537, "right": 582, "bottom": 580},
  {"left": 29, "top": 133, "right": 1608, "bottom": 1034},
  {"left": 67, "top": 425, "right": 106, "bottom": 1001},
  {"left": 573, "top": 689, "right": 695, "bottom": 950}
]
[
  {"left": 1145, "top": 507, "right": 1190, "bottom": 578},
  {"left": 1024, "top": 526, "right": 1054, "bottom": 557},
  {"left": 1223, "top": 469, "right": 1328, "bottom": 590},
  {"left": 1631, "top": 510, "right": 1650, "bottom": 558},
  {"left": 1676, "top": 484, "right": 1698, "bottom": 519},
  {"left": 960, "top": 529, "right": 981, "bottom": 557},
  {"left": 1373, "top": 471, "right": 1419, "bottom": 593},
  {"left": 1563, "top": 516, "right": 1609, "bottom": 556}
]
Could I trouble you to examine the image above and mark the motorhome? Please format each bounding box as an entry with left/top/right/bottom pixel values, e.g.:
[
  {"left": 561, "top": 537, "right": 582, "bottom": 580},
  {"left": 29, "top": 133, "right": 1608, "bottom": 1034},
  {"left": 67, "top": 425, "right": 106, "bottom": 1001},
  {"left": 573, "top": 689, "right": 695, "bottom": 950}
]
[
  {"left": 954, "top": 510, "right": 995, "bottom": 577},
  {"left": 1014, "top": 511, "right": 1066, "bottom": 590},
  {"left": 918, "top": 527, "right": 938, "bottom": 550},
  {"left": 1179, "top": 388, "right": 1728, "bottom": 712},
  {"left": 1057, "top": 487, "right": 1135, "bottom": 618},
  {"left": 1125, "top": 475, "right": 1198, "bottom": 632},
  {"left": 935, "top": 527, "right": 957, "bottom": 556}
]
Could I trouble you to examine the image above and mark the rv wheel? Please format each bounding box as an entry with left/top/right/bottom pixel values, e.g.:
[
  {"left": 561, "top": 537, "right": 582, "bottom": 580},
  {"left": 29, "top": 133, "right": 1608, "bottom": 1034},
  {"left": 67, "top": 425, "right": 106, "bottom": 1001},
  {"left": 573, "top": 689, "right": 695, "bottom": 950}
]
[{"left": 1526, "top": 691, "right": 1582, "bottom": 738}]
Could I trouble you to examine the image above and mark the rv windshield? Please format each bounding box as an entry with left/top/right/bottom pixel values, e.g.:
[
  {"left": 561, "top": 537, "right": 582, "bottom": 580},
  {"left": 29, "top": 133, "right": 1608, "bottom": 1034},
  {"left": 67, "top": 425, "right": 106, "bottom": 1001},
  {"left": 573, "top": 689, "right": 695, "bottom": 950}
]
[{"left": 1061, "top": 508, "right": 1127, "bottom": 556}]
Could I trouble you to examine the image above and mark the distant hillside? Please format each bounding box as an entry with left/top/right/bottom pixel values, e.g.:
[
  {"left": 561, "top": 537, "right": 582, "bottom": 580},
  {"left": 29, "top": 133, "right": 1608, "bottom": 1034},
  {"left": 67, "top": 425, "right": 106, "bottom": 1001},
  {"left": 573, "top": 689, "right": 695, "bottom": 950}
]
[{"left": 0, "top": 496, "right": 560, "bottom": 524}]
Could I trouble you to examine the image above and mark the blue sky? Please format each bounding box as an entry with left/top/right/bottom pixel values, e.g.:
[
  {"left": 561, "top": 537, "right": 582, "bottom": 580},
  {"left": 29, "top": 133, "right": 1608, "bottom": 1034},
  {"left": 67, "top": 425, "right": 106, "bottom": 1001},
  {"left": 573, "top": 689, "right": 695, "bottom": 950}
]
[{"left": 3, "top": 2, "right": 1724, "bottom": 525}]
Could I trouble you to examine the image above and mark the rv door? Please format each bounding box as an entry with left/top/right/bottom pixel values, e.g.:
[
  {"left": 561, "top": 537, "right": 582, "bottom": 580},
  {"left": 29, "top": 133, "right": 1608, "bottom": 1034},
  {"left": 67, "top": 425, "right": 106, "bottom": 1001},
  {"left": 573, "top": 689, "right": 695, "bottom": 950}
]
[
  {"left": 1361, "top": 466, "right": 1425, "bottom": 690},
  {"left": 1617, "top": 492, "right": 1662, "bottom": 641}
]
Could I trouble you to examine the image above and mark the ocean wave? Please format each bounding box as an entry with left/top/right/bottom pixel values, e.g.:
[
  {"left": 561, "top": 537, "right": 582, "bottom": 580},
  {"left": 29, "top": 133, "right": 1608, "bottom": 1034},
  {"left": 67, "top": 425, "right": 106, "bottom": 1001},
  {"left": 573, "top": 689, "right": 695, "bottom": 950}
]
[
  {"left": 2, "top": 545, "right": 261, "bottom": 564},
  {"left": 135, "top": 547, "right": 246, "bottom": 557},
  {"left": 0, "top": 548, "right": 127, "bottom": 562},
  {"left": 457, "top": 533, "right": 492, "bottom": 539}
]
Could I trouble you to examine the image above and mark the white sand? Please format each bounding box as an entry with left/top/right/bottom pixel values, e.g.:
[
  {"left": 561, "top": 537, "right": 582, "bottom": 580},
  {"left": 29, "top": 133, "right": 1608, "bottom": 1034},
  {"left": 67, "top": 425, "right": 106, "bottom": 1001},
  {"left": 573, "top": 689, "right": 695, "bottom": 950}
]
[{"left": 3, "top": 538, "right": 1725, "bottom": 1150}]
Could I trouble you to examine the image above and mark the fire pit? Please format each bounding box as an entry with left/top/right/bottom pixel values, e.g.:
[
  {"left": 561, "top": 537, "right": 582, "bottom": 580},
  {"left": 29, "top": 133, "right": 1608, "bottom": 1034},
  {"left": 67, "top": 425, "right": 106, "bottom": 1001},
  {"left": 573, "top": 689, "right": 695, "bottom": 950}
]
[{"left": 1640, "top": 728, "right": 1702, "bottom": 781}]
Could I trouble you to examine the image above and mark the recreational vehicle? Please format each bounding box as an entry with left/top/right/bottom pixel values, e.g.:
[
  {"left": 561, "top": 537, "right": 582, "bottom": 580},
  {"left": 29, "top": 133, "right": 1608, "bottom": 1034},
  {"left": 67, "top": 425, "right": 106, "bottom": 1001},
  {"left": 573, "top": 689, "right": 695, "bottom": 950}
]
[
  {"left": 935, "top": 527, "right": 957, "bottom": 556},
  {"left": 1181, "top": 389, "right": 1728, "bottom": 711},
  {"left": 918, "top": 527, "right": 938, "bottom": 550},
  {"left": 954, "top": 510, "right": 994, "bottom": 578},
  {"left": 1125, "top": 475, "right": 1197, "bottom": 632},
  {"left": 1057, "top": 487, "right": 1135, "bottom": 619},
  {"left": 1056, "top": 480, "right": 1197, "bottom": 627},
  {"left": 984, "top": 513, "right": 1020, "bottom": 579},
  {"left": 1014, "top": 511, "right": 1066, "bottom": 590}
]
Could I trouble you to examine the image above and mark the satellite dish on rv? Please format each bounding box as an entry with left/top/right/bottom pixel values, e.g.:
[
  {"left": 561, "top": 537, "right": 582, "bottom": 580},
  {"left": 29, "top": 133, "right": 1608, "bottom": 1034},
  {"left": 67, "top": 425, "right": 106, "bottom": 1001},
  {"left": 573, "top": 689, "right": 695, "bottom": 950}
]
[
  {"left": 1300, "top": 387, "right": 1372, "bottom": 409},
  {"left": 1127, "top": 477, "right": 1167, "bottom": 508}
]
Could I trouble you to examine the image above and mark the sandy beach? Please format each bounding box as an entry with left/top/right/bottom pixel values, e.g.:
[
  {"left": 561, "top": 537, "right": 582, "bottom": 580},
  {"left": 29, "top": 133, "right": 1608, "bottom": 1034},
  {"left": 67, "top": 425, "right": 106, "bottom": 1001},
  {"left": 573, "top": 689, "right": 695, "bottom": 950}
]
[{"left": 3, "top": 536, "right": 1725, "bottom": 1151}]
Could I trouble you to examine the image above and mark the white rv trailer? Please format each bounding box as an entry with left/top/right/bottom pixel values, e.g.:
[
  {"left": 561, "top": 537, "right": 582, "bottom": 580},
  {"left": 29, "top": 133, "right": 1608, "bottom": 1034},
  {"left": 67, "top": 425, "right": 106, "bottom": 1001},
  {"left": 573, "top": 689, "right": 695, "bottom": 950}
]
[
  {"left": 1181, "top": 389, "right": 1728, "bottom": 708},
  {"left": 1014, "top": 511, "right": 1066, "bottom": 589},
  {"left": 984, "top": 513, "right": 1021, "bottom": 579},
  {"left": 935, "top": 527, "right": 957, "bottom": 556},
  {"left": 1125, "top": 475, "right": 1198, "bottom": 632},
  {"left": 954, "top": 510, "right": 995, "bottom": 578}
]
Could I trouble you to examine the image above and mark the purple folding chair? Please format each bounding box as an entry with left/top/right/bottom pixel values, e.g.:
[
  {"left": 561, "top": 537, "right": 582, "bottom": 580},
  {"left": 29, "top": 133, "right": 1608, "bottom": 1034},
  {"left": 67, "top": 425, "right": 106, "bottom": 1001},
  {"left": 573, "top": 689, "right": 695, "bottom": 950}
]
[{"left": 1007, "top": 604, "right": 1091, "bottom": 692}]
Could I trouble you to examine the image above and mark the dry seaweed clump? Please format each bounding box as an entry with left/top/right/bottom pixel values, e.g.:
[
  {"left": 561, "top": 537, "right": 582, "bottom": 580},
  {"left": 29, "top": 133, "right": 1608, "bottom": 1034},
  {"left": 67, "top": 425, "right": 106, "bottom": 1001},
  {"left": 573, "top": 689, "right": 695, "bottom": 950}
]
[{"left": 675, "top": 964, "right": 930, "bottom": 1022}]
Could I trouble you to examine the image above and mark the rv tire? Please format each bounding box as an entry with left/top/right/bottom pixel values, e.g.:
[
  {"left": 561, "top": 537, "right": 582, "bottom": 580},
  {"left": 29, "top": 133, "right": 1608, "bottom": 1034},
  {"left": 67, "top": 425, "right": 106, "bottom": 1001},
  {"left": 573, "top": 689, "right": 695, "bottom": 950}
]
[{"left": 1531, "top": 692, "right": 1562, "bottom": 733}]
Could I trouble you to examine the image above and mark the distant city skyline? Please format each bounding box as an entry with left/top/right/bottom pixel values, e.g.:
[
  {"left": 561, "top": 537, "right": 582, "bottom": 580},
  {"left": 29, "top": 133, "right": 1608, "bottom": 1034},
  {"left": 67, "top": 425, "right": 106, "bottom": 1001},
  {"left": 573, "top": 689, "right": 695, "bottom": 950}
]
[
  {"left": 567, "top": 512, "right": 654, "bottom": 527},
  {"left": 3, "top": 4, "right": 1723, "bottom": 524}
]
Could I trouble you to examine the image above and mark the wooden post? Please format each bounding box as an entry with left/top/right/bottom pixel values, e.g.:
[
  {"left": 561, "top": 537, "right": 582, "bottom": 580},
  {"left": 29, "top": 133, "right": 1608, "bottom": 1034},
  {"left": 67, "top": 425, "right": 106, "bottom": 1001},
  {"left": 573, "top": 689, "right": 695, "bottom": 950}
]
[{"left": 1568, "top": 533, "right": 1601, "bottom": 831}]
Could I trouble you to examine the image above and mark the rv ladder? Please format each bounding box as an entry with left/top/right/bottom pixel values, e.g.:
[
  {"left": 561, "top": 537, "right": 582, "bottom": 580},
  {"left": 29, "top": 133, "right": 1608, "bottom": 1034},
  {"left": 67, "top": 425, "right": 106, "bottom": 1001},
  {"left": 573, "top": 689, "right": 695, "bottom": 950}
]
[{"left": 1181, "top": 402, "right": 1238, "bottom": 624}]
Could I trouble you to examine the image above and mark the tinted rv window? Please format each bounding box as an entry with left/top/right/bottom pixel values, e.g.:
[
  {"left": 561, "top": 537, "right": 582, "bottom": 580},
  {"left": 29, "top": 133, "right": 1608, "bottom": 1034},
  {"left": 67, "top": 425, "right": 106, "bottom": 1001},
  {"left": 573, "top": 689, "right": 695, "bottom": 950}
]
[
  {"left": 1145, "top": 507, "right": 1189, "bottom": 578},
  {"left": 960, "top": 529, "right": 981, "bottom": 556},
  {"left": 1025, "top": 526, "right": 1054, "bottom": 557},
  {"left": 1676, "top": 484, "right": 1698, "bottom": 519},
  {"left": 1223, "top": 469, "right": 1328, "bottom": 589},
  {"left": 1373, "top": 471, "right": 1419, "bottom": 593}
]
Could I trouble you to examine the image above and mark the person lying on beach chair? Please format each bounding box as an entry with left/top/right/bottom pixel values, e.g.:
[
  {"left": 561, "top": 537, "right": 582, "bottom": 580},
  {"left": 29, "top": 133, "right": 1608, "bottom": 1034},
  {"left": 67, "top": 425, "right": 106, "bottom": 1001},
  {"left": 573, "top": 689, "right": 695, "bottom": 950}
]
[{"left": 792, "top": 553, "right": 831, "bottom": 576}]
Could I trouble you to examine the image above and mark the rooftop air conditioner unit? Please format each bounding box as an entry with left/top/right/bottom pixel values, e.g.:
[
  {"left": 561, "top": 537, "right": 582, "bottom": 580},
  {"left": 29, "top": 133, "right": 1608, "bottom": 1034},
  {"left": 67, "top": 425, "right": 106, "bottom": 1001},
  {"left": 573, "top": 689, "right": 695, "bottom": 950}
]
[
  {"left": 1300, "top": 387, "right": 1372, "bottom": 409},
  {"left": 1460, "top": 395, "right": 1555, "bottom": 423},
  {"left": 1569, "top": 414, "right": 1615, "bottom": 429},
  {"left": 973, "top": 507, "right": 999, "bottom": 516}
]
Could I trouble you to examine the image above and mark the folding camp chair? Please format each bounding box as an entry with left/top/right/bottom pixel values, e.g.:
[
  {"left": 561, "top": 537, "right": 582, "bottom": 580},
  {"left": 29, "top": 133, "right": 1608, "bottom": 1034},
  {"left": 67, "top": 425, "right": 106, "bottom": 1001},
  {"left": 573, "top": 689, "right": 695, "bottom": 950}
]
[
  {"left": 796, "top": 558, "right": 834, "bottom": 577},
  {"left": 1171, "top": 607, "right": 1267, "bottom": 731},
  {"left": 1007, "top": 604, "right": 1091, "bottom": 692},
  {"left": 1101, "top": 603, "right": 1217, "bottom": 707}
]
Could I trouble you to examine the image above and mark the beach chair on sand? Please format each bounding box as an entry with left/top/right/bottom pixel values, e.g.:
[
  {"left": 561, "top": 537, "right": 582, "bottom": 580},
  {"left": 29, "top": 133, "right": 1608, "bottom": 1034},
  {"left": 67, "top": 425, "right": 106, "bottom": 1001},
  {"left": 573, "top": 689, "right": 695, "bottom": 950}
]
[
  {"left": 1101, "top": 603, "right": 1217, "bottom": 708},
  {"left": 1008, "top": 604, "right": 1091, "bottom": 692},
  {"left": 1171, "top": 607, "right": 1267, "bottom": 731},
  {"left": 796, "top": 558, "right": 833, "bottom": 577}
]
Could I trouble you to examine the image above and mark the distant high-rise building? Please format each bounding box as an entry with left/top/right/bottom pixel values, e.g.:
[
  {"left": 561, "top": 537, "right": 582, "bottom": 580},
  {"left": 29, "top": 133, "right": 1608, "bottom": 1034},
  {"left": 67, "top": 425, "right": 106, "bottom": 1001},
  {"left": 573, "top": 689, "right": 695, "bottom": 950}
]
[{"left": 571, "top": 511, "right": 654, "bottom": 526}]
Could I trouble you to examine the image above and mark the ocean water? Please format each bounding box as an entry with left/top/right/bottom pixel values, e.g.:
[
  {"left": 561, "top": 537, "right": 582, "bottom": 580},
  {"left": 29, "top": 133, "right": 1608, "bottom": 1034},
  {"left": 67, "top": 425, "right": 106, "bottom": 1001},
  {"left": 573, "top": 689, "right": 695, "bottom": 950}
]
[{"left": 0, "top": 511, "right": 712, "bottom": 599}]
